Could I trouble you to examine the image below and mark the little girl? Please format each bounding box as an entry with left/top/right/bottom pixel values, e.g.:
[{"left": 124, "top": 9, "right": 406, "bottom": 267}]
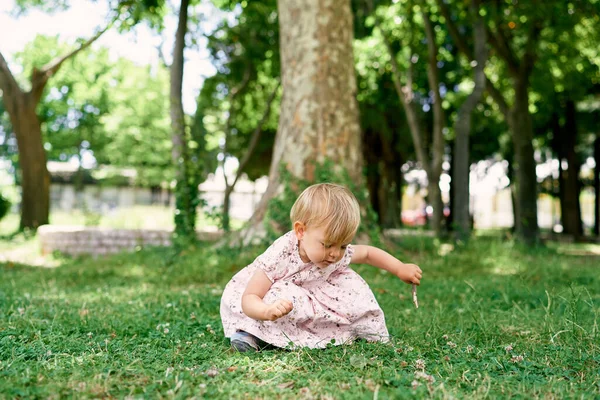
[{"left": 220, "top": 183, "right": 422, "bottom": 351}]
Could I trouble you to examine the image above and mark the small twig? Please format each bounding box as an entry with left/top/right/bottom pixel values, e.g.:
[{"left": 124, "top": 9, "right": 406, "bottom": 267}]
[{"left": 412, "top": 284, "right": 419, "bottom": 309}]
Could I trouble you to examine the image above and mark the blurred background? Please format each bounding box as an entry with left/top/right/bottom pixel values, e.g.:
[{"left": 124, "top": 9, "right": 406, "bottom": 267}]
[{"left": 1, "top": 0, "right": 599, "bottom": 257}]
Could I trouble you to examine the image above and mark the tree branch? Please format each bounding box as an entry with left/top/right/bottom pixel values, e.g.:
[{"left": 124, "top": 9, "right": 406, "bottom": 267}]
[
  {"left": 156, "top": 37, "right": 170, "bottom": 69},
  {"left": 485, "top": 78, "right": 509, "bottom": 117},
  {"left": 435, "top": 0, "right": 509, "bottom": 117},
  {"left": 422, "top": 7, "right": 444, "bottom": 173},
  {"left": 435, "top": 0, "right": 471, "bottom": 60},
  {"left": 520, "top": 17, "right": 542, "bottom": 79},
  {"left": 0, "top": 51, "right": 23, "bottom": 115},
  {"left": 30, "top": 17, "right": 116, "bottom": 104},
  {"left": 230, "top": 79, "right": 280, "bottom": 190},
  {"left": 222, "top": 66, "right": 252, "bottom": 188},
  {"left": 458, "top": 0, "right": 487, "bottom": 116},
  {"left": 486, "top": 1, "right": 519, "bottom": 76},
  {"left": 486, "top": 26, "right": 519, "bottom": 76},
  {"left": 366, "top": 0, "right": 429, "bottom": 169}
]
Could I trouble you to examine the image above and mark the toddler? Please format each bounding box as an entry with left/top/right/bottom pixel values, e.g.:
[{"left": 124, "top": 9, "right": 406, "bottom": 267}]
[{"left": 220, "top": 183, "right": 422, "bottom": 351}]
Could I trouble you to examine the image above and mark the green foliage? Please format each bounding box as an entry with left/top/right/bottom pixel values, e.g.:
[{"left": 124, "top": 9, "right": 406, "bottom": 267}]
[
  {"left": 12, "top": 0, "right": 69, "bottom": 15},
  {"left": 265, "top": 161, "right": 381, "bottom": 246},
  {"left": 14, "top": 35, "right": 113, "bottom": 164},
  {"left": 199, "top": 0, "right": 280, "bottom": 181},
  {"left": 0, "top": 236, "right": 598, "bottom": 397},
  {"left": 0, "top": 192, "right": 10, "bottom": 222},
  {"left": 172, "top": 109, "right": 212, "bottom": 248},
  {"left": 99, "top": 59, "right": 172, "bottom": 187},
  {"left": 12, "top": 0, "right": 169, "bottom": 30},
  {"left": 3, "top": 35, "right": 174, "bottom": 188}
]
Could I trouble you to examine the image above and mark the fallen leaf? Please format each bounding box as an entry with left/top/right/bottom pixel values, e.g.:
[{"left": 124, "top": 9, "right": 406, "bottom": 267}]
[{"left": 277, "top": 381, "right": 294, "bottom": 389}]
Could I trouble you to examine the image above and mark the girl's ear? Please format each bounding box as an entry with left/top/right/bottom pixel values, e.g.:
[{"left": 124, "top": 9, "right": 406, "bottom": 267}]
[{"left": 293, "top": 221, "right": 305, "bottom": 240}]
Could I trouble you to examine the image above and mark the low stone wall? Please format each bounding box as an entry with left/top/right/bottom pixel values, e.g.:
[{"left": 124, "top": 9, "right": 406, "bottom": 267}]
[{"left": 38, "top": 225, "right": 223, "bottom": 257}]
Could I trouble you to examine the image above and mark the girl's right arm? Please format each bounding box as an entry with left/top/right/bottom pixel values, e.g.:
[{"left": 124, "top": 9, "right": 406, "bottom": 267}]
[{"left": 241, "top": 269, "right": 293, "bottom": 321}]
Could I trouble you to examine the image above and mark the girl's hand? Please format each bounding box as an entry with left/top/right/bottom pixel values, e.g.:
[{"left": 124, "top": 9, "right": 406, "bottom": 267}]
[
  {"left": 263, "top": 299, "right": 293, "bottom": 321},
  {"left": 394, "top": 263, "right": 423, "bottom": 285}
]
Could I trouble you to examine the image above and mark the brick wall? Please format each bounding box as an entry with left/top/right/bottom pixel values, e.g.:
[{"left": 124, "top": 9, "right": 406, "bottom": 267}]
[{"left": 38, "top": 225, "right": 223, "bottom": 257}]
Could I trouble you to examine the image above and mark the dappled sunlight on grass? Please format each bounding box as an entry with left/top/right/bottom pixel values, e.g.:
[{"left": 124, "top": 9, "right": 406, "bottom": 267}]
[
  {"left": 1, "top": 234, "right": 599, "bottom": 398},
  {"left": 116, "top": 264, "right": 146, "bottom": 278},
  {"left": 487, "top": 260, "right": 522, "bottom": 276},
  {"left": 0, "top": 233, "right": 63, "bottom": 267},
  {"left": 552, "top": 242, "right": 600, "bottom": 257}
]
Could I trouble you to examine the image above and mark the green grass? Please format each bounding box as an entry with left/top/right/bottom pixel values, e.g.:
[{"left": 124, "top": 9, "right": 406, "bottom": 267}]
[{"left": 0, "top": 235, "right": 599, "bottom": 398}]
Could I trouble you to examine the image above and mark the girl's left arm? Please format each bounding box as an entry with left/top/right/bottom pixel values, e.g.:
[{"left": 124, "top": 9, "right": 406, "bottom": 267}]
[{"left": 351, "top": 245, "right": 422, "bottom": 285}]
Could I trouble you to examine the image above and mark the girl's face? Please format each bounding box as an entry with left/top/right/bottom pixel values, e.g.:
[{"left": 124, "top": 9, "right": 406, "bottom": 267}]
[{"left": 294, "top": 223, "right": 350, "bottom": 268}]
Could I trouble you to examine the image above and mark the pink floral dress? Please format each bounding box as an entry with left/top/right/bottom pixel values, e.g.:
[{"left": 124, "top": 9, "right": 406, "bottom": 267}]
[{"left": 220, "top": 231, "right": 389, "bottom": 349}]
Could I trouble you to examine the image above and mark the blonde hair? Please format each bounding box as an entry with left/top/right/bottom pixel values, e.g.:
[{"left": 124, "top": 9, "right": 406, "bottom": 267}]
[{"left": 290, "top": 183, "right": 360, "bottom": 244}]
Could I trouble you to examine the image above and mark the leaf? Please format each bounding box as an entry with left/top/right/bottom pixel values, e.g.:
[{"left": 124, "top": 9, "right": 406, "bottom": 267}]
[
  {"left": 350, "top": 354, "right": 368, "bottom": 369},
  {"left": 277, "top": 381, "right": 294, "bottom": 389}
]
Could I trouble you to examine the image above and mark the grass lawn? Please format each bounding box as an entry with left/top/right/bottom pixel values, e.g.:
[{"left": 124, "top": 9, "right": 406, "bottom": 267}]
[{"left": 0, "top": 234, "right": 598, "bottom": 398}]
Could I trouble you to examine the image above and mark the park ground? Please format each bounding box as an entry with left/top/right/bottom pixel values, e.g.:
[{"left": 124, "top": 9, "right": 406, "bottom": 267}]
[{"left": 0, "top": 211, "right": 599, "bottom": 398}]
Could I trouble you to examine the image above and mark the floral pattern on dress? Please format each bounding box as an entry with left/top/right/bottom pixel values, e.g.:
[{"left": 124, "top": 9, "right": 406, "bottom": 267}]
[{"left": 220, "top": 231, "right": 389, "bottom": 349}]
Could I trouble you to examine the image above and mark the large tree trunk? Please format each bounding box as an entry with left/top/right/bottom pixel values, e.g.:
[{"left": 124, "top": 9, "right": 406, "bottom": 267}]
[
  {"left": 508, "top": 80, "right": 539, "bottom": 243},
  {"left": 170, "top": 0, "right": 194, "bottom": 237},
  {"left": 241, "top": 0, "right": 362, "bottom": 243},
  {"left": 9, "top": 93, "right": 50, "bottom": 229},
  {"left": 594, "top": 134, "right": 600, "bottom": 237},
  {"left": 452, "top": 0, "right": 486, "bottom": 242}
]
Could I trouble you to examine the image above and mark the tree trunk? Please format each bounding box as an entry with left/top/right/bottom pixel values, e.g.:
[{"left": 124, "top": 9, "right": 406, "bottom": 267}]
[
  {"left": 561, "top": 100, "right": 583, "bottom": 238},
  {"left": 594, "top": 134, "right": 600, "bottom": 237},
  {"left": 380, "top": 130, "right": 402, "bottom": 228},
  {"left": 363, "top": 132, "right": 382, "bottom": 225},
  {"left": 9, "top": 93, "right": 50, "bottom": 229},
  {"left": 552, "top": 113, "right": 568, "bottom": 233},
  {"left": 506, "top": 157, "right": 518, "bottom": 233},
  {"left": 508, "top": 80, "right": 539, "bottom": 243},
  {"left": 452, "top": 0, "right": 486, "bottom": 242},
  {"left": 223, "top": 185, "right": 233, "bottom": 232},
  {"left": 385, "top": 162, "right": 403, "bottom": 228},
  {"left": 552, "top": 102, "right": 583, "bottom": 238},
  {"left": 394, "top": 161, "right": 403, "bottom": 227},
  {"left": 170, "top": 0, "right": 194, "bottom": 237},
  {"left": 381, "top": 160, "right": 402, "bottom": 228},
  {"left": 435, "top": 0, "right": 541, "bottom": 243},
  {"left": 422, "top": 9, "right": 445, "bottom": 236},
  {"left": 241, "top": 0, "right": 362, "bottom": 244},
  {"left": 446, "top": 142, "right": 454, "bottom": 230},
  {"left": 372, "top": 0, "right": 448, "bottom": 234}
]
